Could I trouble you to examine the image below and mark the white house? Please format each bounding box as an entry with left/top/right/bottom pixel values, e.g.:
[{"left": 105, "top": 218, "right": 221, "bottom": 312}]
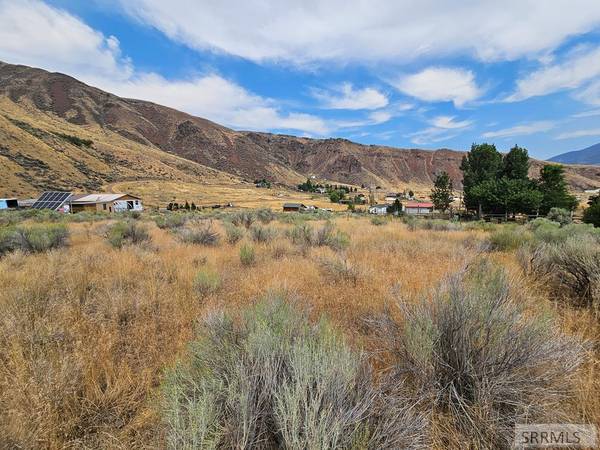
[{"left": 368, "top": 204, "right": 389, "bottom": 215}]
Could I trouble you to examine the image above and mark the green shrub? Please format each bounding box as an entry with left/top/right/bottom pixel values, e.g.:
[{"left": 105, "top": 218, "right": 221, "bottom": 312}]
[
  {"left": 371, "top": 216, "right": 388, "bottom": 226},
  {"left": 161, "top": 294, "right": 428, "bottom": 449},
  {"left": 223, "top": 222, "right": 244, "bottom": 244},
  {"left": 255, "top": 208, "right": 276, "bottom": 224},
  {"left": 230, "top": 211, "right": 255, "bottom": 229},
  {"left": 319, "top": 256, "right": 360, "bottom": 284},
  {"left": 0, "top": 224, "right": 69, "bottom": 255},
  {"left": 193, "top": 268, "right": 221, "bottom": 296},
  {"left": 239, "top": 243, "right": 256, "bottom": 266},
  {"left": 287, "top": 223, "right": 313, "bottom": 246},
  {"left": 520, "top": 236, "right": 600, "bottom": 309},
  {"left": 546, "top": 207, "right": 572, "bottom": 226},
  {"left": 373, "top": 260, "right": 584, "bottom": 448},
  {"left": 488, "top": 225, "right": 532, "bottom": 251},
  {"left": 106, "top": 220, "right": 150, "bottom": 248},
  {"left": 154, "top": 214, "right": 187, "bottom": 229},
  {"left": 249, "top": 224, "right": 277, "bottom": 243},
  {"left": 177, "top": 223, "right": 220, "bottom": 246},
  {"left": 402, "top": 215, "right": 418, "bottom": 231},
  {"left": 287, "top": 222, "right": 349, "bottom": 251}
]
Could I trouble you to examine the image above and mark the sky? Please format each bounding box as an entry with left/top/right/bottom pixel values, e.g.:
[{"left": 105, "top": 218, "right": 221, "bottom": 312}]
[{"left": 1, "top": 1, "right": 600, "bottom": 159}]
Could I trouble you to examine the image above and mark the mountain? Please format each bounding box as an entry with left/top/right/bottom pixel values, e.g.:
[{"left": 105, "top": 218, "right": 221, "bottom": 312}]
[
  {"left": 549, "top": 143, "right": 600, "bottom": 165},
  {"left": 1, "top": 61, "right": 598, "bottom": 199}
]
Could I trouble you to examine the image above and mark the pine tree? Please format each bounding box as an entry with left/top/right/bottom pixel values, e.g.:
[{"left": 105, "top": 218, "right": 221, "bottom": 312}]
[{"left": 430, "top": 171, "right": 453, "bottom": 212}]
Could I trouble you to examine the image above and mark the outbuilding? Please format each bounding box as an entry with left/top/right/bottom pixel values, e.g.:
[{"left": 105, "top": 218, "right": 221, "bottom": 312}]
[
  {"left": 69, "top": 193, "right": 143, "bottom": 213},
  {"left": 403, "top": 201, "right": 434, "bottom": 215},
  {"left": 282, "top": 203, "right": 306, "bottom": 212},
  {"left": 0, "top": 198, "right": 19, "bottom": 210}
]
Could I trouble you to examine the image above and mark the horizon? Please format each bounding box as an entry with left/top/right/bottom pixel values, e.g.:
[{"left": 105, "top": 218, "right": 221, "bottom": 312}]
[{"left": 1, "top": 1, "right": 600, "bottom": 159}]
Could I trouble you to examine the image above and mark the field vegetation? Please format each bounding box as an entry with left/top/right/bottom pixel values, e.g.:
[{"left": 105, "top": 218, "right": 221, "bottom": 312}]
[{"left": 0, "top": 208, "right": 598, "bottom": 449}]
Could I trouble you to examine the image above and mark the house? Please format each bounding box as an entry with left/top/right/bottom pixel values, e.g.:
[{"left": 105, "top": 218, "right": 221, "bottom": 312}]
[
  {"left": 403, "top": 201, "right": 434, "bottom": 215},
  {"left": 368, "top": 204, "right": 389, "bottom": 215},
  {"left": 69, "top": 193, "right": 143, "bottom": 213},
  {"left": 282, "top": 203, "right": 306, "bottom": 212},
  {"left": 316, "top": 187, "right": 327, "bottom": 194},
  {"left": 0, "top": 198, "right": 19, "bottom": 210},
  {"left": 384, "top": 193, "right": 400, "bottom": 203}
]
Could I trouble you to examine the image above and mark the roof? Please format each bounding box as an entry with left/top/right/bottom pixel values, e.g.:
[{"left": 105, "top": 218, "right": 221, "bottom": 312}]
[
  {"left": 370, "top": 204, "right": 389, "bottom": 209},
  {"left": 69, "top": 193, "right": 140, "bottom": 204},
  {"left": 283, "top": 203, "right": 306, "bottom": 208},
  {"left": 405, "top": 201, "right": 434, "bottom": 208}
]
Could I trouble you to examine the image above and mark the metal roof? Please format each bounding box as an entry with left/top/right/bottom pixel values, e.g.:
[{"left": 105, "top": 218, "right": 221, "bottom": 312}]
[
  {"left": 404, "top": 201, "right": 434, "bottom": 208},
  {"left": 69, "top": 193, "right": 139, "bottom": 204}
]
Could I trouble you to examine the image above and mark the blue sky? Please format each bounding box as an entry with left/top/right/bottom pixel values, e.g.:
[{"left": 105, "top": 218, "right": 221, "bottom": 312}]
[{"left": 2, "top": 1, "right": 600, "bottom": 159}]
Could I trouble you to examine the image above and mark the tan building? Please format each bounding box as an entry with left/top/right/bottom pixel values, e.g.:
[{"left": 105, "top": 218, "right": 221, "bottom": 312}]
[{"left": 69, "top": 193, "right": 143, "bottom": 213}]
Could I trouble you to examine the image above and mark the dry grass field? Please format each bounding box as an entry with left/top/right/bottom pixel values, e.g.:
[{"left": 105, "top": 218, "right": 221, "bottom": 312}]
[{"left": 0, "top": 210, "right": 598, "bottom": 449}]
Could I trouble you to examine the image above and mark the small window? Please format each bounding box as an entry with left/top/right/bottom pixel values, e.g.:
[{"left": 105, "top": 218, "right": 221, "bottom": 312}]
[{"left": 103, "top": 204, "right": 107, "bottom": 210}]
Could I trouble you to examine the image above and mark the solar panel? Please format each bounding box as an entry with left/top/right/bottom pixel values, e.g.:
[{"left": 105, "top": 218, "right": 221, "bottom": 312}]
[{"left": 32, "top": 191, "right": 72, "bottom": 210}]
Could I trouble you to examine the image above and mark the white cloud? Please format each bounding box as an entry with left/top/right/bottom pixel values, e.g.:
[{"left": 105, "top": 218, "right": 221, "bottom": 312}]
[
  {"left": 573, "top": 79, "right": 600, "bottom": 105},
  {"left": 408, "top": 115, "right": 473, "bottom": 145},
  {"left": 571, "top": 108, "right": 600, "bottom": 118},
  {"left": 113, "top": 0, "right": 600, "bottom": 64},
  {"left": 556, "top": 128, "right": 600, "bottom": 139},
  {"left": 0, "top": 0, "right": 329, "bottom": 135},
  {"left": 507, "top": 45, "right": 600, "bottom": 101},
  {"left": 482, "top": 121, "right": 556, "bottom": 138},
  {"left": 392, "top": 67, "right": 482, "bottom": 107},
  {"left": 312, "top": 83, "right": 388, "bottom": 110},
  {"left": 0, "top": 0, "right": 132, "bottom": 80}
]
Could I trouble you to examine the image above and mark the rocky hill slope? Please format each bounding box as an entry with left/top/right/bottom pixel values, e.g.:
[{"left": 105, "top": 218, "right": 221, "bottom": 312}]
[{"left": 1, "top": 61, "right": 598, "bottom": 198}]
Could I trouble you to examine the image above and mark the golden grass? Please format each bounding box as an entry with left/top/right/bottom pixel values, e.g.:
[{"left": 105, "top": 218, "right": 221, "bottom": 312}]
[{"left": 0, "top": 215, "right": 597, "bottom": 448}]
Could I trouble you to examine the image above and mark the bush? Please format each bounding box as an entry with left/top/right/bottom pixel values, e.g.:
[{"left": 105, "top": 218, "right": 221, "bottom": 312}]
[
  {"left": 255, "top": 208, "right": 276, "bottom": 224},
  {"left": 546, "top": 207, "right": 572, "bottom": 226},
  {"left": 0, "top": 224, "right": 69, "bottom": 255},
  {"left": 239, "top": 243, "right": 256, "bottom": 266},
  {"left": 319, "top": 256, "right": 361, "bottom": 284},
  {"left": 223, "top": 222, "right": 244, "bottom": 244},
  {"left": 193, "top": 268, "right": 221, "bottom": 296},
  {"left": 106, "top": 220, "right": 150, "bottom": 248},
  {"left": 372, "top": 260, "right": 584, "bottom": 448},
  {"left": 402, "top": 215, "right": 418, "bottom": 231},
  {"left": 177, "top": 223, "right": 220, "bottom": 246},
  {"left": 230, "top": 211, "right": 255, "bottom": 229},
  {"left": 249, "top": 224, "right": 277, "bottom": 243},
  {"left": 154, "top": 214, "right": 187, "bottom": 229},
  {"left": 488, "top": 225, "right": 532, "bottom": 251},
  {"left": 288, "top": 222, "right": 349, "bottom": 252},
  {"left": 371, "top": 216, "right": 388, "bottom": 226},
  {"left": 521, "top": 236, "right": 600, "bottom": 309},
  {"left": 161, "top": 294, "right": 429, "bottom": 449}
]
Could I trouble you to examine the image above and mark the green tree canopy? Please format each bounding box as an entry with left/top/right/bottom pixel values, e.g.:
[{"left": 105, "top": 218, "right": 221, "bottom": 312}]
[
  {"left": 461, "top": 143, "right": 503, "bottom": 212},
  {"left": 430, "top": 171, "right": 454, "bottom": 212},
  {"left": 583, "top": 195, "right": 600, "bottom": 227},
  {"left": 502, "top": 145, "right": 530, "bottom": 180},
  {"left": 537, "top": 165, "right": 578, "bottom": 215}
]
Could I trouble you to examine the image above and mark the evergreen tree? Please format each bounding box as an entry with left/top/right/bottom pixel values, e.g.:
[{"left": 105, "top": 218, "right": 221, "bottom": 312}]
[
  {"left": 430, "top": 171, "right": 453, "bottom": 212},
  {"left": 184, "top": 200, "right": 190, "bottom": 211},
  {"left": 537, "top": 165, "right": 578, "bottom": 215},
  {"left": 460, "top": 143, "right": 503, "bottom": 214},
  {"left": 191, "top": 202, "right": 197, "bottom": 211},
  {"left": 583, "top": 195, "right": 600, "bottom": 227},
  {"left": 502, "top": 145, "right": 530, "bottom": 180}
]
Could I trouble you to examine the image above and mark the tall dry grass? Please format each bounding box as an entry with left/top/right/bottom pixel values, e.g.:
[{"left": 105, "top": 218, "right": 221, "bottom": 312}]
[{"left": 0, "top": 213, "right": 597, "bottom": 448}]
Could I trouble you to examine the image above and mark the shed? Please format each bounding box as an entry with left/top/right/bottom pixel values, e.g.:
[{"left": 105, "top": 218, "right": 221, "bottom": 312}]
[
  {"left": 0, "top": 198, "right": 19, "bottom": 210},
  {"left": 282, "top": 203, "right": 306, "bottom": 212},
  {"left": 368, "top": 204, "right": 389, "bottom": 215},
  {"left": 404, "top": 201, "right": 434, "bottom": 215},
  {"left": 69, "top": 193, "right": 143, "bottom": 213}
]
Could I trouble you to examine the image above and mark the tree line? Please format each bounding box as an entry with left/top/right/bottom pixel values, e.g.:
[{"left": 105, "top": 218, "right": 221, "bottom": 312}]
[{"left": 431, "top": 143, "right": 582, "bottom": 219}]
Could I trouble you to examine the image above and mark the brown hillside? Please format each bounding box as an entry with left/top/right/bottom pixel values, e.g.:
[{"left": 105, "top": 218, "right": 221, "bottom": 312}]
[{"left": 0, "top": 61, "right": 598, "bottom": 197}]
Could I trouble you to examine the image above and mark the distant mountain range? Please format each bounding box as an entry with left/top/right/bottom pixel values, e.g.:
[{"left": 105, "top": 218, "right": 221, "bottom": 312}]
[
  {"left": 0, "top": 61, "right": 598, "bottom": 199},
  {"left": 549, "top": 142, "right": 600, "bottom": 165}
]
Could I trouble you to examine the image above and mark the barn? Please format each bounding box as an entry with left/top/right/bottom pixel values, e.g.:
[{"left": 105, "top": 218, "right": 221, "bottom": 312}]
[{"left": 282, "top": 203, "right": 307, "bottom": 212}]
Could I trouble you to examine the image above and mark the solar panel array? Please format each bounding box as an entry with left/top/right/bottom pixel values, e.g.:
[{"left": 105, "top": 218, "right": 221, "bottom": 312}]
[{"left": 31, "top": 191, "right": 72, "bottom": 210}]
